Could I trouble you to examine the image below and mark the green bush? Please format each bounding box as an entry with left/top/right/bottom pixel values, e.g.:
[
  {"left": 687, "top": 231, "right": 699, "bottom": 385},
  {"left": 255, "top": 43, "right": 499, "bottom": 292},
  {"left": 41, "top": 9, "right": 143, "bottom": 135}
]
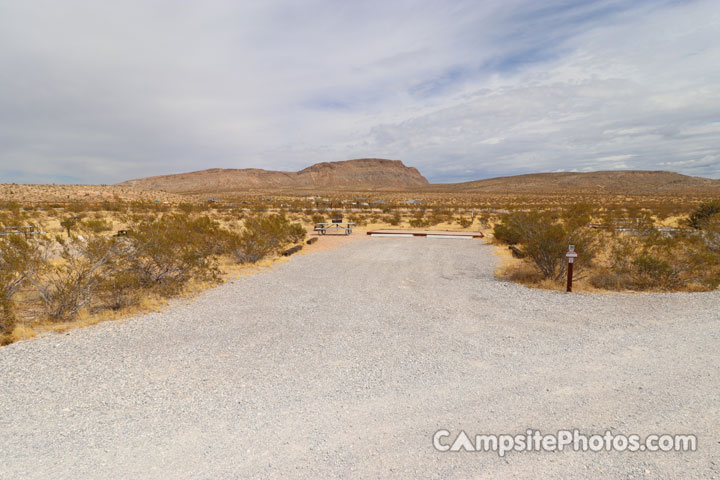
[
  {"left": 492, "top": 217, "right": 523, "bottom": 245},
  {"left": 522, "top": 221, "right": 569, "bottom": 279}
]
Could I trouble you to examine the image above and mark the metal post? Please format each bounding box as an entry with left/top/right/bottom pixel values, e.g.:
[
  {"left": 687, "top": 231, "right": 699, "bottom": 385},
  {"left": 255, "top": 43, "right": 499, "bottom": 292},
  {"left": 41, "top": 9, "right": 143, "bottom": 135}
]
[{"left": 566, "top": 260, "right": 573, "bottom": 293}]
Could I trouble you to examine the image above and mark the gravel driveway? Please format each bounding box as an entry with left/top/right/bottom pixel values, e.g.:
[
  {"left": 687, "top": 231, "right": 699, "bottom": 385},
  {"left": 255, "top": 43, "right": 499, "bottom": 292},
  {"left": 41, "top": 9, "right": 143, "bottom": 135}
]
[{"left": 1, "top": 238, "right": 719, "bottom": 479}]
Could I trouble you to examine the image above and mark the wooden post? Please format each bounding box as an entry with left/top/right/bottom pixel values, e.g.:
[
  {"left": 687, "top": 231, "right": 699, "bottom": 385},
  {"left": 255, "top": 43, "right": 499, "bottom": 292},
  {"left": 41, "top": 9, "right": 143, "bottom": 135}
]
[{"left": 566, "top": 245, "right": 577, "bottom": 293}]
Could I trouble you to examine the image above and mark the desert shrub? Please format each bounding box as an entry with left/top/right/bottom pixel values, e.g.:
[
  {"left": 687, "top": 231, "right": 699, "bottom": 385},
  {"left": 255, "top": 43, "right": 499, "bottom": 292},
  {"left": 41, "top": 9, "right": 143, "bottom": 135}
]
[
  {"left": 60, "top": 216, "right": 82, "bottom": 236},
  {"left": 100, "top": 200, "right": 125, "bottom": 212},
  {"left": 387, "top": 212, "right": 401, "bottom": 226},
  {"left": 30, "top": 235, "right": 125, "bottom": 321},
  {"left": 426, "top": 211, "right": 448, "bottom": 226},
  {"left": 609, "top": 236, "right": 641, "bottom": 274},
  {"left": 457, "top": 217, "right": 473, "bottom": 229},
  {"left": 477, "top": 214, "right": 491, "bottom": 228},
  {"left": 288, "top": 222, "right": 307, "bottom": 243},
  {"left": 702, "top": 218, "right": 720, "bottom": 253},
  {"left": 178, "top": 203, "right": 196, "bottom": 213},
  {"left": 492, "top": 216, "right": 524, "bottom": 245},
  {"left": 521, "top": 221, "right": 569, "bottom": 279},
  {"left": 183, "top": 215, "right": 237, "bottom": 256},
  {"left": 65, "top": 202, "right": 88, "bottom": 214},
  {"left": 98, "top": 270, "right": 144, "bottom": 310},
  {"left": 80, "top": 217, "right": 112, "bottom": 233},
  {"left": 231, "top": 215, "right": 305, "bottom": 264},
  {"left": 408, "top": 211, "right": 429, "bottom": 228},
  {"left": 231, "top": 231, "right": 272, "bottom": 264},
  {"left": 0, "top": 233, "right": 42, "bottom": 334},
  {"left": 125, "top": 214, "right": 223, "bottom": 294},
  {"left": 562, "top": 202, "right": 593, "bottom": 230},
  {"left": 494, "top": 211, "right": 597, "bottom": 280},
  {"left": 600, "top": 227, "right": 720, "bottom": 291},
  {"left": 630, "top": 255, "right": 679, "bottom": 290},
  {"left": 348, "top": 215, "right": 367, "bottom": 227},
  {"left": 311, "top": 214, "right": 325, "bottom": 224},
  {"left": 0, "top": 203, "right": 27, "bottom": 224},
  {"left": 687, "top": 199, "right": 720, "bottom": 229},
  {"left": 589, "top": 272, "right": 633, "bottom": 290}
]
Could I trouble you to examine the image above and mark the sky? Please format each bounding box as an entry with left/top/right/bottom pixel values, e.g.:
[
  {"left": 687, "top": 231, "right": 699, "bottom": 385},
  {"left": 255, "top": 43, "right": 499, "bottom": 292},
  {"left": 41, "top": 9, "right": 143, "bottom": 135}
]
[{"left": 0, "top": 0, "right": 719, "bottom": 184}]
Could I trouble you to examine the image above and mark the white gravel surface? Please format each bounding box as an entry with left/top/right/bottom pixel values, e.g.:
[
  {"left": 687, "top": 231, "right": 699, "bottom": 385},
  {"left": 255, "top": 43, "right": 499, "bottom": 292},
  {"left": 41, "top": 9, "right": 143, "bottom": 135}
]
[{"left": 1, "top": 238, "right": 719, "bottom": 479}]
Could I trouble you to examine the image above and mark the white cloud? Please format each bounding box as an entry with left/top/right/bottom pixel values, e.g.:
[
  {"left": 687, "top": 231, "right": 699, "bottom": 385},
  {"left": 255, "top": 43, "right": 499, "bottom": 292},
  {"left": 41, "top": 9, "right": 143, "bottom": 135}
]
[{"left": 0, "top": 0, "right": 718, "bottom": 183}]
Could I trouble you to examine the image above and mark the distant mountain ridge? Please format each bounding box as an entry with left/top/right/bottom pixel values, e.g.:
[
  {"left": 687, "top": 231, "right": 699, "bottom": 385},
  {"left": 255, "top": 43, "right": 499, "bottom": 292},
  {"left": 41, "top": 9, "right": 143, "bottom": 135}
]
[
  {"left": 119, "top": 159, "right": 429, "bottom": 193},
  {"left": 119, "top": 160, "right": 720, "bottom": 195},
  {"left": 427, "top": 170, "right": 720, "bottom": 194}
]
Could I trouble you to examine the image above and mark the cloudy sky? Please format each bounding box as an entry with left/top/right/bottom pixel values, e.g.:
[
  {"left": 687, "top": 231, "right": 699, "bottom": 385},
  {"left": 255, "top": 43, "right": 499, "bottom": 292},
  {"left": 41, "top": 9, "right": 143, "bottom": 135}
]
[{"left": 1, "top": 0, "right": 719, "bottom": 184}]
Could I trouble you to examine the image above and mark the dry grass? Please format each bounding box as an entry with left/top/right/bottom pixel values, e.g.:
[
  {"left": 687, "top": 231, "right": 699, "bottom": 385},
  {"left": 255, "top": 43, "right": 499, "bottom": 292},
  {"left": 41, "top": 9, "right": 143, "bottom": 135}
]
[{"left": 8, "top": 324, "right": 37, "bottom": 342}]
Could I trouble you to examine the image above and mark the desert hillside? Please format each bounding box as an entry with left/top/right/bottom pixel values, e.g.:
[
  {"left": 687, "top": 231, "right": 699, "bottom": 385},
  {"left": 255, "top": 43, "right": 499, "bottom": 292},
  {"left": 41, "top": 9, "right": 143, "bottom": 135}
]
[
  {"left": 116, "top": 160, "right": 720, "bottom": 196},
  {"left": 119, "top": 158, "right": 429, "bottom": 193},
  {"left": 427, "top": 170, "right": 720, "bottom": 194},
  {"left": 0, "top": 184, "right": 189, "bottom": 204}
]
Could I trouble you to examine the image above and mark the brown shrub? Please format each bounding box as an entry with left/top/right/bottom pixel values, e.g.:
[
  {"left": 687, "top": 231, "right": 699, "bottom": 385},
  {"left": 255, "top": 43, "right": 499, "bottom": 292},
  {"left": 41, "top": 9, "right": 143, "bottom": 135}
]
[
  {"left": 0, "top": 232, "right": 42, "bottom": 333},
  {"left": 30, "top": 235, "right": 125, "bottom": 321}
]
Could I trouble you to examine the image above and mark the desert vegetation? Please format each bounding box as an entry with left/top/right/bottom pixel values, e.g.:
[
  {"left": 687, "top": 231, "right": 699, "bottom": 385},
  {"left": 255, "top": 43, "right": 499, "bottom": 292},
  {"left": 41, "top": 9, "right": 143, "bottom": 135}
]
[
  {"left": 493, "top": 200, "right": 720, "bottom": 292},
  {"left": 0, "top": 202, "right": 307, "bottom": 345},
  {"left": 2, "top": 189, "right": 719, "bottom": 344}
]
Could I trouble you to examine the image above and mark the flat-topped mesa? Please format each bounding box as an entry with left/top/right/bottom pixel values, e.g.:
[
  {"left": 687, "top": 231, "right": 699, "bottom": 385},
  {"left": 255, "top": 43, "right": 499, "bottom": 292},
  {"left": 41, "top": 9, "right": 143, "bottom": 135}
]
[
  {"left": 119, "top": 158, "right": 429, "bottom": 193},
  {"left": 296, "top": 159, "right": 428, "bottom": 188}
]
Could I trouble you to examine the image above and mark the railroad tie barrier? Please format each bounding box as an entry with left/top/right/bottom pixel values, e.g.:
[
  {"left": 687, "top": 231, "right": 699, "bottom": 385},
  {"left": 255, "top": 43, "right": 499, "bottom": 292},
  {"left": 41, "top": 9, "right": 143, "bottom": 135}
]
[{"left": 282, "top": 245, "right": 303, "bottom": 256}]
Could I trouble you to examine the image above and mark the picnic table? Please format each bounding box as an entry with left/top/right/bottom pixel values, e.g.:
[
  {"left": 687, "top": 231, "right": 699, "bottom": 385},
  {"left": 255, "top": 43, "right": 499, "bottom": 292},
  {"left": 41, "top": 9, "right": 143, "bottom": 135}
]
[{"left": 314, "top": 222, "right": 356, "bottom": 235}]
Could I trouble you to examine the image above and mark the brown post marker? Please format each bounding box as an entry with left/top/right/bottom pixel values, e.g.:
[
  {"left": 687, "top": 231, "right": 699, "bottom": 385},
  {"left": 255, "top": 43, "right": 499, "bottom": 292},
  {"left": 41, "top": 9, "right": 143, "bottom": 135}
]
[{"left": 566, "top": 245, "right": 578, "bottom": 293}]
